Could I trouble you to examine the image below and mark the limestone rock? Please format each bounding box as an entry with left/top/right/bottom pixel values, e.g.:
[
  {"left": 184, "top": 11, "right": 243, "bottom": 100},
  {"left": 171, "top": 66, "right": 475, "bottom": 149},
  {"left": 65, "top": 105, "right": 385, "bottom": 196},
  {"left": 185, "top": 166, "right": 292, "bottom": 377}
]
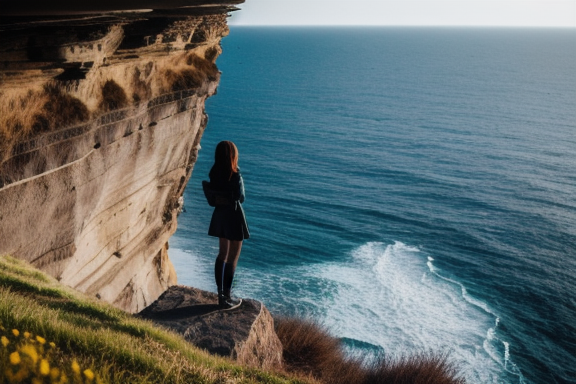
[
  {"left": 0, "top": 2, "right": 242, "bottom": 313},
  {"left": 138, "top": 285, "right": 283, "bottom": 371}
]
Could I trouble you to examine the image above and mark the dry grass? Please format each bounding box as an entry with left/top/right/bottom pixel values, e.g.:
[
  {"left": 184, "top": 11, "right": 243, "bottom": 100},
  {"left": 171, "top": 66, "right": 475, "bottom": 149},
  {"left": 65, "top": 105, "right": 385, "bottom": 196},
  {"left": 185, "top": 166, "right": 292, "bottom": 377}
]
[
  {"left": 275, "top": 317, "right": 347, "bottom": 379},
  {"left": 0, "top": 45, "right": 219, "bottom": 133},
  {"left": 187, "top": 53, "right": 219, "bottom": 81},
  {"left": 0, "top": 84, "right": 89, "bottom": 139},
  {"left": 363, "top": 353, "right": 465, "bottom": 384},
  {"left": 0, "top": 47, "right": 219, "bottom": 167},
  {"left": 99, "top": 50, "right": 219, "bottom": 105},
  {"left": 164, "top": 69, "right": 204, "bottom": 92},
  {"left": 98, "top": 79, "right": 128, "bottom": 112},
  {"left": 0, "top": 88, "right": 47, "bottom": 143},
  {"left": 42, "top": 84, "right": 90, "bottom": 138},
  {"left": 130, "top": 65, "right": 153, "bottom": 104},
  {"left": 0, "top": 53, "right": 204, "bottom": 160},
  {"left": 275, "top": 317, "right": 365, "bottom": 383},
  {"left": 0, "top": 84, "right": 89, "bottom": 161},
  {"left": 275, "top": 317, "right": 465, "bottom": 384},
  {"left": 160, "top": 52, "right": 219, "bottom": 93},
  {"left": 204, "top": 46, "right": 220, "bottom": 63}
]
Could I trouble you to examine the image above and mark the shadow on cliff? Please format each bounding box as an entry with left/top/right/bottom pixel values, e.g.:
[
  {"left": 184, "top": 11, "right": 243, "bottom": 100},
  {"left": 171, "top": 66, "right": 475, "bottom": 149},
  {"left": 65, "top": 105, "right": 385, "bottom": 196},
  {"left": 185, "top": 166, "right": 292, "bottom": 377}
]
[{"left": 141, "top": 303, "right": 222, "bottom": 319}]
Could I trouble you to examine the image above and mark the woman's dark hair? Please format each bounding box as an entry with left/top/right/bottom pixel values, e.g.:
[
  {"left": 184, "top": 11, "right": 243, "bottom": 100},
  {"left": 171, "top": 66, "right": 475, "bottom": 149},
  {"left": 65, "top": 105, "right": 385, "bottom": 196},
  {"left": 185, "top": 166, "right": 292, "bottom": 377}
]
[{"left": 210, "top": 140, "right": 239, "bottom": 180}]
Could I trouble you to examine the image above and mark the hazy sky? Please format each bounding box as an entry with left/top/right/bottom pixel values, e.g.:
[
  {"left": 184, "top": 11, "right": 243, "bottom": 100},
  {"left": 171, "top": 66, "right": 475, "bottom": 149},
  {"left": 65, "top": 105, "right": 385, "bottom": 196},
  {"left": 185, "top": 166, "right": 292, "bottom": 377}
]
[{"left": 228, "top": 0, "right": 576, "bottom": 27}]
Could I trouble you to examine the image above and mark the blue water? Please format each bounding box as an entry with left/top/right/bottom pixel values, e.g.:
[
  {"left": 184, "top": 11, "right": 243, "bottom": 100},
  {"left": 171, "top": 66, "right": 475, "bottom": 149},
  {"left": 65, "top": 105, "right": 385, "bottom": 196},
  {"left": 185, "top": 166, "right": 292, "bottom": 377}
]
[{"left": 170, "top": 27, "right": 576, "bottom": 384}]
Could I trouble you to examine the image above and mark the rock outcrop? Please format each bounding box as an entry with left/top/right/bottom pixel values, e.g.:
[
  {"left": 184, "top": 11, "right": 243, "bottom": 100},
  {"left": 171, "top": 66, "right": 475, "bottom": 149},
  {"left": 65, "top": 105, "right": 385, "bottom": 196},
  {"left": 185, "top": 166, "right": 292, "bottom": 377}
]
[
  {"left": 0, "top": 2, "right": 242, "bottom": 313},
  {"left": 139, "top": 286, "right": 284, "bottom": 370}
]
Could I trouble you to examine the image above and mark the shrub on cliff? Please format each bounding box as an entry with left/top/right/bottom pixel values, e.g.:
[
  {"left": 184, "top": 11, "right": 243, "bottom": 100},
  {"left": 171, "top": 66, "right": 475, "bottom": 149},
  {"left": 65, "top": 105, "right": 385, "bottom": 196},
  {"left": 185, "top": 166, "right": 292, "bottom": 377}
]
[
  {"left": 275, "top": 316, "right": 464, "bottom": 384},
  {"left": 98, "top": 80, "right": 129, "bottom": 112},
  {"left": 0, "top": 84, "right": 89, "bottom": 164},
  {"left": 42, "top": 83, "right": 90, "bottom": 132},
  {"left": 363, "top": 353, "right": 464, "bottom": 384},
  {"left": 187, "top": 53, "right": 219, "bottom": 82},
  {"left": 0, "top": 84, "right": 89, "bottom": 139},
  {"left": 165, "top": 68, "right": 204, "bottom": 92},
  {"left": 275, "top": 316, "right": 361, "bottom": 382},
  {"left": 204, "top": 46, "right": 220, "bottom": 63}
]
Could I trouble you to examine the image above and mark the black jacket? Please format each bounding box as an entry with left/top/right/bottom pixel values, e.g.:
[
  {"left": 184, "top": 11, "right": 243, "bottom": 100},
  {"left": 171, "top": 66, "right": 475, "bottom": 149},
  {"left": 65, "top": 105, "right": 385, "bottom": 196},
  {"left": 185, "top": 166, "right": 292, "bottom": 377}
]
[{"left": 207, "top": 171, "right": 250, "bottom": 241}]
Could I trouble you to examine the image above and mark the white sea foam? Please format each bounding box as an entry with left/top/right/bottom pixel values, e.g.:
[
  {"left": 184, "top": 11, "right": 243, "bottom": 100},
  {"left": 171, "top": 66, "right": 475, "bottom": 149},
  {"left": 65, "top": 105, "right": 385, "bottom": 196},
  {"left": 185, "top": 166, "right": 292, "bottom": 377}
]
[
  {"left": 169, "top": 247, "right": 215, "bottom": 292},
  {"left": 313, "top": 241, "right": 525, "bottom": 384}
]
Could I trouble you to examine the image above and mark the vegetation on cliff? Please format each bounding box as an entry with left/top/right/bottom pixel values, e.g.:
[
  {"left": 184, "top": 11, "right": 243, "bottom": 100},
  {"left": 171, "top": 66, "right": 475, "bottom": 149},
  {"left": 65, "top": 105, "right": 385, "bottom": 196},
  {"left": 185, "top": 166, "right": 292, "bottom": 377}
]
[
  {"left": 0, "top": 255, "right": 306, "bottom": 384},
  {"left": 0, "top": 49, "right": 219, "bottom": 164},
  {"left": 275, "top": 317, "right": 465, "bottom": 384}
]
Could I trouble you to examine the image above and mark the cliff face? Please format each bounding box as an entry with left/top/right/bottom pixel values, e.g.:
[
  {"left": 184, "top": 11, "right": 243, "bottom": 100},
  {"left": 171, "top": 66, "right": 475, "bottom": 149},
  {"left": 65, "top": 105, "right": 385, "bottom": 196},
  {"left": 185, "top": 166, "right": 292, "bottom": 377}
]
[{"left": 0, "top": 2, "right": 241, "bottom": 313}]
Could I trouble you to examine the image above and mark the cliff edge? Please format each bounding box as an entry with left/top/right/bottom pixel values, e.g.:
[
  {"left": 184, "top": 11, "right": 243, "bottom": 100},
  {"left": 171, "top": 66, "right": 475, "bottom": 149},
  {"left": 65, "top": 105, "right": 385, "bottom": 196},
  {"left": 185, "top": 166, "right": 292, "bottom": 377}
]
[
  {"left": 139, "top": 285, "right": 283, "bottom": 371},
  {"left": 0, "top": 1, "right": 242, "bottom": 313}
]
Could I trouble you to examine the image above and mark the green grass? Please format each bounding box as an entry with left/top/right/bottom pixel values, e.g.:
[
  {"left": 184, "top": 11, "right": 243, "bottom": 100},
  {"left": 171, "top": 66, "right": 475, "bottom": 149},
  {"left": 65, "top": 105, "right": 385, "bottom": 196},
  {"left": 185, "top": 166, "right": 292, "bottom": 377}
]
[{"left": 0, "top": 255, "right": 309, "bottom": 384}]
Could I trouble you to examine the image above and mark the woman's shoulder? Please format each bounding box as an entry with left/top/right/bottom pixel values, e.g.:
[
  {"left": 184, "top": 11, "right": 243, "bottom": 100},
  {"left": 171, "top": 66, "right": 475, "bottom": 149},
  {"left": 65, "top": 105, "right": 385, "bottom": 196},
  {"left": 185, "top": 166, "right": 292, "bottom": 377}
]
[
  {"left": 209, "top": 169, "right": 242, "bottom": 186},
  {"left": 231, "top": 169, "right": 242, "bottom": 180}
]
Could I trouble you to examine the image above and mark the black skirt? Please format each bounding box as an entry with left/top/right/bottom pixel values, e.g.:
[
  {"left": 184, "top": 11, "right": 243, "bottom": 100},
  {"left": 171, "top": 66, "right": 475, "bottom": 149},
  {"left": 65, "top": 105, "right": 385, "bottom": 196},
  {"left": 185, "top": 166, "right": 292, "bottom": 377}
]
[{"left": 208, "top": 203, "right": 250, "bottom": 241}]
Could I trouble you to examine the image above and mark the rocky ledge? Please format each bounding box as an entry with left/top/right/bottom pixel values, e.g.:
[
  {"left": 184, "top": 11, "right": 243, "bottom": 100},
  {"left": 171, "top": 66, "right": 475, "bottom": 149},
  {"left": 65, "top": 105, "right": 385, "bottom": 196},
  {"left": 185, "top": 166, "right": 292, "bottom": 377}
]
[{"left": 138, "top": 286, "right": 283, "bottom": 370}]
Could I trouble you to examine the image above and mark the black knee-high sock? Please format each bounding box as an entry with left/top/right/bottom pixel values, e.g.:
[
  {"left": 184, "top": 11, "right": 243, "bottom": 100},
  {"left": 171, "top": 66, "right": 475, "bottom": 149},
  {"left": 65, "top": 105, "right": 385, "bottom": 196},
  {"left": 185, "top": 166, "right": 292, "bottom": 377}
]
[
  {"left": 214, "top": 259, "right": 224, "bottom": 294},
  {"left": 223, "top": 263, "right": 236, "bottom": 297}
]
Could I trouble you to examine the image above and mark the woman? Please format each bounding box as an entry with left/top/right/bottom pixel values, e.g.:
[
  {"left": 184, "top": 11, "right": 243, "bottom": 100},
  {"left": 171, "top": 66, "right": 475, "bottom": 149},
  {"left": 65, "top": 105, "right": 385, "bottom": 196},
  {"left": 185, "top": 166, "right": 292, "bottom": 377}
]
[{"left": 207, "top": 140, "right": 250, "bottom": 309}]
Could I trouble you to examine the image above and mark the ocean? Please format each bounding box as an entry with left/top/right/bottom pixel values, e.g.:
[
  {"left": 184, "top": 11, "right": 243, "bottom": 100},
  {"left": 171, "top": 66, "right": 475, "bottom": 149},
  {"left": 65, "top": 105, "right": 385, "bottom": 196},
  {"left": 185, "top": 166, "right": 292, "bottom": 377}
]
[{"left": 169, "top": 27, "right": 576, "bottom": 384}]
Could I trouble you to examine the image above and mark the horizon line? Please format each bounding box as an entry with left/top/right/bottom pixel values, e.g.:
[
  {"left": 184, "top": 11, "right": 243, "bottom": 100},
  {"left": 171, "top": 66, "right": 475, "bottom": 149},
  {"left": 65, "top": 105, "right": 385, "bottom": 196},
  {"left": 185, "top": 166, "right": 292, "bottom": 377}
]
[{"left": 228, "top": 24, "right": 576, "bottom": 28}]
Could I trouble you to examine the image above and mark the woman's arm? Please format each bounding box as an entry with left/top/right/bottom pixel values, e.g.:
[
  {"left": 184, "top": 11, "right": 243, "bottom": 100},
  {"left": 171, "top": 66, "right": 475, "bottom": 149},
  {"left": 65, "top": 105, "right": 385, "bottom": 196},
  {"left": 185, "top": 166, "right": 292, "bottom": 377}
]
[
  {"left": 237, "top": 174, "right": 245, "bottom": 204},
  {"left": 234, "top": 173, "right": 245, "bottom": 203}
]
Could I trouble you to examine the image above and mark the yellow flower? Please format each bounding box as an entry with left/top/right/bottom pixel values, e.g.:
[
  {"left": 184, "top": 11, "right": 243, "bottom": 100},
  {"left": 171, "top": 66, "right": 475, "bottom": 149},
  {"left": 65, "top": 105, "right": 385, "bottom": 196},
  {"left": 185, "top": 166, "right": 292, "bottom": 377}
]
[
  {"left": 20, "top": 344, "right": 39, "bottom": 363},
  {"left": 5, "top": 369, "right": 25, "bottom": 382},
  {"left": 24, "top": 331, "right": 31, "bottom": 338},
  {"left": 83, "top": 369, "right": 95, "bottom": 381},
  {"left": 50, "top": 367, "right": 60, "bottom": 379},
  {"left": 36, "top": 335, "right": 46, "bottom": 344},
  {"left": 12, "top": 329, "right": 19, "bottom": 337},
  {"left": 9, "top": 351, "right": 21, "bottom": 365},
  {"left": 1, "top": 335, "right": 9, "bottom": 346},
  {"left": 71, "top": 360, "right": 80, "bottom": 374},
  {"left": 49, "top": 342, "right": 56, "bottom": 348},
  {"left": 40, "top": 359, "right": 50, "bottom": 375}
]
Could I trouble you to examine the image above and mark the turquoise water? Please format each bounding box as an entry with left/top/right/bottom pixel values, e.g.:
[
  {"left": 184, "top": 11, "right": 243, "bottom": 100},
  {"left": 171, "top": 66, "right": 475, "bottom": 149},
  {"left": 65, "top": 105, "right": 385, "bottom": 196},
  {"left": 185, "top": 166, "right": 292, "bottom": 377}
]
[{"left": 170, "top": 27, "right": 576, "bottom": 384}]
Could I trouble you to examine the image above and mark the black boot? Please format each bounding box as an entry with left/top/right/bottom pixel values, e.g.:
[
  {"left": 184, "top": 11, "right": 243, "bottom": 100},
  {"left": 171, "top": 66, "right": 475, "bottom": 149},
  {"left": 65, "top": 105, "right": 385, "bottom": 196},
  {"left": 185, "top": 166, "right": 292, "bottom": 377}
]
[
  {"left": 220, "top": 294, "right": 242, "bottom": 310},
  {"left": 220, "top": 263, "right": 242, "bottom": 310}
]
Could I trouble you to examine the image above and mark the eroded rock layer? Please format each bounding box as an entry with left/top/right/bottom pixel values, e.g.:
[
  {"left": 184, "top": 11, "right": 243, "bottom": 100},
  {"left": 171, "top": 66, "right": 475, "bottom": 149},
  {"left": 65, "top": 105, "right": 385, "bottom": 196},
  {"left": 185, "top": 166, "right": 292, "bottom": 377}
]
[{"left": 0, "top": 2, "right": 241, "bottom": 313}]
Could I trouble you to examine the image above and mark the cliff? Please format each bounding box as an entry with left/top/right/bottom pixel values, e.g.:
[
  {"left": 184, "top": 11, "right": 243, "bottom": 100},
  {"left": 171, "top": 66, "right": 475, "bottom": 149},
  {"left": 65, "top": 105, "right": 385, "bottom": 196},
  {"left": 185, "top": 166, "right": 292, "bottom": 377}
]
[{"left": 0, "top": 1, "right": 242, "bottom": 313}]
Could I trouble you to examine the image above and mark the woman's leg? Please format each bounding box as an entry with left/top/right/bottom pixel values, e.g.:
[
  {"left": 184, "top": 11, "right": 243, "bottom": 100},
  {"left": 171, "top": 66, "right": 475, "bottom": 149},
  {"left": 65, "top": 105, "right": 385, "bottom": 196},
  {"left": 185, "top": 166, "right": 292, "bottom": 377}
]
[
  {"left": 225, "top": 240, "right": 243, "bottom": 267},
  {"left": 216, "top": 238, "right": 243, "bottom": 265},
  {"left": 218, "top": 238, "right": 243, "bottom": 306},
  {"left": 222, "top": 240, "right": 242, "bottom": 297},
  {"left": 217, "top": 238, "right": 230, "bottom": 262},
  {"left": 214, "top": 238, "right": 230, "bottom": 296}
]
